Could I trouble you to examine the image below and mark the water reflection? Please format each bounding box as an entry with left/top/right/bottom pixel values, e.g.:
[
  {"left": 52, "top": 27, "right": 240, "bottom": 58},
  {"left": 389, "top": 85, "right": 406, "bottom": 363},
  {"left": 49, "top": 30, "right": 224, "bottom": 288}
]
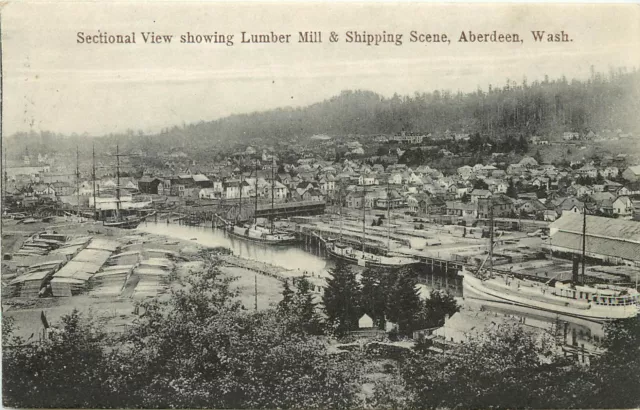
[{"left": 137, "top": 222, "right": 327, "bottom": 273}]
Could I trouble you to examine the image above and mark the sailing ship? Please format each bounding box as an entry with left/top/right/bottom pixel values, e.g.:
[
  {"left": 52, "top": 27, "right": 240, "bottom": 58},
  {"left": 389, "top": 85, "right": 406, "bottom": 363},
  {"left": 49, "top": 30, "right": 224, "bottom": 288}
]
[
  {"left": 228, "top": 159, "right": 297, "bottom": 245},
  {"left": 327, "top": 182, "right": 418, "bottom": 268},
  {"left": 101, "top": 144, "right": 143, "bottom": 229},
  {"left": 460, "top": 204, "right": 639, "bottom": 322}
]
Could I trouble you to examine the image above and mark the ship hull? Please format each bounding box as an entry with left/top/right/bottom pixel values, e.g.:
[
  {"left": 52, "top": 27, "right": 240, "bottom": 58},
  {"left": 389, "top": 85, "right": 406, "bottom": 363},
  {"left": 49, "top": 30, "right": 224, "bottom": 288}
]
[
  {"left": 103, "top": 219, "right": 141, "bottom": 229},
  {"left": 326, "top": 247, "right": 418, "bottom": 269},
  {"left": 227, "top": 227, "right": 298, "bottom": 246},
  {"left": 461, "top": 271, "right": 638, "bottom": 322}
]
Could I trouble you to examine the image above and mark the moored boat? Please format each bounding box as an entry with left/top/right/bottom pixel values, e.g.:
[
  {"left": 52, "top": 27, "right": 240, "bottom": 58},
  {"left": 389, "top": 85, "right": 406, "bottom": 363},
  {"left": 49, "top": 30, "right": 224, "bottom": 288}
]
[
  {"left": 229, "top": 223, "right": 298, "bottom": 245},
  {"left": 103, "top": 215, "right": 141, "bottom": 229},
  {"left": 327, "top": 241, "right": 418, "bottom": 268},
  {"left": 460, "top": 268, "right": 639, "bottom": 322},
  {"left": 461, "top": 202, "right": 639, "bottom": 322}
]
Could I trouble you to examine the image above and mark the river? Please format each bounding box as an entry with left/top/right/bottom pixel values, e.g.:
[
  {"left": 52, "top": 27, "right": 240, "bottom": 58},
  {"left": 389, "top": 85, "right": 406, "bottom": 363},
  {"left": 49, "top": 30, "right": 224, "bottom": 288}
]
[
  {"left": 137, "top": 221, "right": 328, "bottom": 274},
  {"left": 136, "top": 222, "right": 604, "bottom": 345}
]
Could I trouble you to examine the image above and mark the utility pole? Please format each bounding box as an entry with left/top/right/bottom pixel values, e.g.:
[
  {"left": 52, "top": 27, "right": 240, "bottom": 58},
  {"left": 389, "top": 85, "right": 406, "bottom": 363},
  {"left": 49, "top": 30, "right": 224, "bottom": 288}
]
[
  {"left": 254, "top": 160, "right": 259, "bottom": 224},
  {"left": 271, "top": 157, "right": 275, "bottom": 233},
  {"left": 254, "top": 273, "right": 258, "bottom": 311},
  {"left": 76, "top": 146, "right": 80, "bottom": 218},
  {"left": 581, "top": 206, "right": 587, "bottom": 285},
  {"left": 339, "top": 182, "right": 343, "bottom": 242},
  {"left": 92, "top": 143, "right": 96, "bottom": 220},
  {"left": 2, "top": 147, "right": 7, "bottom": 214},
  {"left": 116, "top": 144, "right": 120, "bottom": 220},
  {"left": 489, "top": 199, "right": 494, "bottom": 276},
  {"left": 237, "top": 169, "right": 243, "bottom": 224},
  {"left": 362, "top": 184, "right": 366, "bottom": 252},
  {"left": 386, "top": 178, "right": 391, "bottom": 251}
]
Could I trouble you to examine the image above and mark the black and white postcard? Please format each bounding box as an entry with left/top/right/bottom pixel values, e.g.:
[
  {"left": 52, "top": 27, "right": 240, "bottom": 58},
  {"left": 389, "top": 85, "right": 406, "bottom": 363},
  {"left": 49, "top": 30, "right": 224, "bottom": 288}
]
[{"left": 2, "top": 2, "right": 639, "bottom": 408}]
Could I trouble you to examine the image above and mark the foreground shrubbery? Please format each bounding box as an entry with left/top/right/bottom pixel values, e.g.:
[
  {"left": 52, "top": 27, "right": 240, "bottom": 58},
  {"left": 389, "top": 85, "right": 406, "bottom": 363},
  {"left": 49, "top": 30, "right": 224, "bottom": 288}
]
[
  {"left": 3, "top": 255, "right": 639, "bottom": 409},
  {"left": 2, "top": 256, "right": 362, "bottom": 409}
]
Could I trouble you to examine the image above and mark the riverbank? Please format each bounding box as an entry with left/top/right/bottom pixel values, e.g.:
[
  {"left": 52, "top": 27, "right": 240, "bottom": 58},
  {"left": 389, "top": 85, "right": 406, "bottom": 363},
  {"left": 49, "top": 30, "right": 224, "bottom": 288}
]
[{"left": 1, "top": 218, "right": 297, "bottom": 340}]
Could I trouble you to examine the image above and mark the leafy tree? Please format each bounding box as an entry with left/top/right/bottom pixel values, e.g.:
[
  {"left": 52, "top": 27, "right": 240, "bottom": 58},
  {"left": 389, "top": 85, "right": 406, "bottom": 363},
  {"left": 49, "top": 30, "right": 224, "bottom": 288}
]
[
  {"left": 401, "top": 323, "right": 593, "bottom": 409},
  {"left": 291, "top": 277, "right": 325, "bottom": 335},
  {"left": 588, "top": 317, "right": 640, "bottom": 409},
  {"left": 416, "top": 290, "right": 460, "bottom": 329},
  {"left": 533, "top": 148, "right": 543, "bottom": 164},
  {"left": 277, "top": 279, "right": 296, "bottom": 315},
  {"left": 473, "top": 179, "right": 489, "bottom": 190},
  {"left": 386, "top": 269, "right": 422, "bottom": 336},
  {"left": 3, "top": 256, "right": 362, "bottom": 409},
  {"left": 506, "top": 180, "right": 518, "bottom": 198},
  {"left": 359, "top": 268, "right": 388, "bottom": 329},
  {"left": 323, "top": 261, "right": 361, "bottom": 336},
  {"left": 2, "top": 309, "right": 117, "bottom": 408}
]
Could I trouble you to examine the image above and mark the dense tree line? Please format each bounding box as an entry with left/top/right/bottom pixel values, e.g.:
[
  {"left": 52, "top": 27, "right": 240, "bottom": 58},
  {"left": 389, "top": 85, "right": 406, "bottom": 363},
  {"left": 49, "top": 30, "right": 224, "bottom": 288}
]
[
  {"left": 322, "top": 262, "right": 460, "bottom": 337},
  {"left": 6, "top": 69, "right": 639, "bottom": 159},
  {"left": 372, "top": 317, "right": 640, "bottom": 409}
]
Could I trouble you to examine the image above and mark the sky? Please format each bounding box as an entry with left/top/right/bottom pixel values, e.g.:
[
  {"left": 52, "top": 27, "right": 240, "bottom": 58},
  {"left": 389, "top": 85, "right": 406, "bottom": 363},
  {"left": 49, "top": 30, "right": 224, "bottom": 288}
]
[{"left": 2, "top": 2, "right": 640, "bottom": 136}]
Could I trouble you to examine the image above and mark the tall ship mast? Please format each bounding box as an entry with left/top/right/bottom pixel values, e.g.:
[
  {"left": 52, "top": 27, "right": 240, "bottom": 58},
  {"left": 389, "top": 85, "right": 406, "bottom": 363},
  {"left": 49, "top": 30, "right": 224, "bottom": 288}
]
[
  {"left": 460, "top": 201, "right": 639, "bottom": 322},
  {"left": 327, "top": 179, "right": 417, "bottom": 268},
  {"left": 102, "top": 144, "right": 142, "bottom": 229},
  {"left": 229, "top": 156, "right": 296, "bottom": 245}
]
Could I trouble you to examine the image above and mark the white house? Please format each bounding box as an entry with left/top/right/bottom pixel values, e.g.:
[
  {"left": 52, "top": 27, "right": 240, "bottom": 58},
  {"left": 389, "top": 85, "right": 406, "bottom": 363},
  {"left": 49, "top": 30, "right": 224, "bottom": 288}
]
[
  {"left": 358, "top": 314, "right": 374, "bottom": 329},
  {"left": 199, "top": 188, "right": 219, "bottom": 199},
  {"left": 613, "top": 196, "right": 633, "bottom": 216}
]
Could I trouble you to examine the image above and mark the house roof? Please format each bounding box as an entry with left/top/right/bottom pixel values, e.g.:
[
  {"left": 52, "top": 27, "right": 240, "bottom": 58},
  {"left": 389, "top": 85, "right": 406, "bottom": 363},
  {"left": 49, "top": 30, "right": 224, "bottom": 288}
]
[
  {"left": 192, "top": 174, "right": 210, "bottom": 182},
  {"left": 625, "top": 165, "right": 640, "bottom": 175},
  {"left": 551, "top": 212, "right": 640, "bottom": 243}
]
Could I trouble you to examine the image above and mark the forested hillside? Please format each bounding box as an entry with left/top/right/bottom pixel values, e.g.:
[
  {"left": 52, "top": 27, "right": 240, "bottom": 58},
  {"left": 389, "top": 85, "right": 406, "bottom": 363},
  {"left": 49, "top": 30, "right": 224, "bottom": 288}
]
[
  {"left": 191, "top": 68, "right": 640, "bottom": 141},
  {"left": 6, "top": 68, "right": 640, "bottom": 156}
]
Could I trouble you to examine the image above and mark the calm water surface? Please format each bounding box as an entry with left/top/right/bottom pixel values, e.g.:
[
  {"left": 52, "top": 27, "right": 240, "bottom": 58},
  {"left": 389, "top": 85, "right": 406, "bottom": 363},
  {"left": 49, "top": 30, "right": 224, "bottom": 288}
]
[{"left": 137, "top": 222, "right": 327, "bottom": 273}]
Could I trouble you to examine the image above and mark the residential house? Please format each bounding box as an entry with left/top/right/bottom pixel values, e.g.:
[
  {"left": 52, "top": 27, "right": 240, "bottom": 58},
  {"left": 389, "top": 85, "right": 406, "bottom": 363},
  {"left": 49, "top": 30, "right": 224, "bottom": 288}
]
[
  {"left": 358, "top": 173, "right": 379, "bottom": 186},
  {"left": 138, "top": 176, "right": 164, "bottom": 195},
  {"left": 199, "top": 188, "right": 219, "bottom": 199},
  {"left": 224, "top": 181, "right": 241, "bottom": 199},
  {"left": 32, "top": 183, "right": 56, "bottom": 198},
  {"left": 469, "top": 189, "right": 492, "bottom": 204},
  {"left": 517, "top": 198, "right": 547, "bottom": 216},
  {"left": 563, "top": 131, "right": 580, "bottom": 140},
  {"left": 487, "top": 179, "right": 508, "bottom": 194},
  {"left": 375, "top": 189, "right": 404, "bottom": 209},
  {"left": 418, "top": 195, "right": 446, "bottom": 215},
  {"left": 477, "top": 195, "right": 514, "bottom": 218},
  {"left": 192, "top": 174, "right": 213, "bottom": 188},
  {"left": 567, "top": 184, "right": 593, "bottom": 198},
  {"left": 51, "top": 181, "right": 74, "bottom": 196},
  {"left": 577, "top": 164, "right": 598, "bottom": 179},
  {"left": 554, "top": 197, "right": 584, "bottom": 215},
  {"left": 612, "top": 196, "right": 633, "bottom": 216},
  {"left": 601, "top": 167, "right": 619, "bottom": 179},
  {"left": 457, "top": 165, "right": 474, "bottom": 180},
  {"left": 622, "top": 166, "right": 640, "bottom": 182},
  {"left": 388, "top": 173, "right": 403, "bottom": 185},
  {"left": 445, "top": 201, "right": 477, "bottom": 218},
  {"left": 518, "top": 156, "right": 539, "bottom": 168}
]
